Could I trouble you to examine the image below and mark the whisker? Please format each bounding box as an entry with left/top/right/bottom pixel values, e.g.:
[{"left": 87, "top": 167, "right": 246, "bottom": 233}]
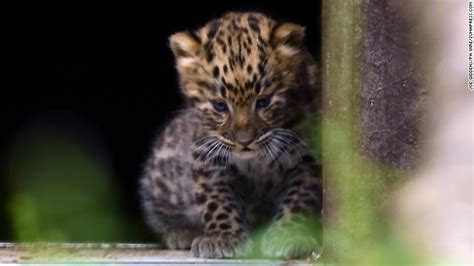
[
  {"left": 191, "top": 136, "right": 215, "bottom": 149},
  {"left": 204, "top": 140, "right": 221, "bottom": 162},
  {"left": 270, "top": 137, "right": 293, "bottom": 166},
  {"left": 273, "top": 129, "right": 307, "bottom": 146},
  {"left": 192, "top": 138, "right": 217, "bottom": 162},
  {"left": 273, "top": 135, "right": 304, "bottom": 163},
  {"left": 262, "top": 143, "right": 274, "bottom": 163},
  {"left": 224, "top": 146, "right": 231, "bottom": 167},
  {"left": 215, "top": 143, "right": 225, "bottom": 166},
  {"left": 265, "top": 141, "right": 282, "bottom": 169},
  {"left": 272, "top": 135, "right": 295, "bottom": 147},
  {"left": 270, "top": 139, "right": 292, "bottom": 167}
]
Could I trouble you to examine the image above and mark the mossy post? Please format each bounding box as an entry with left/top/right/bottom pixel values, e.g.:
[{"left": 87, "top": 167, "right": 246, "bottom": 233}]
[
  {"left": 321, "top": 0, "right": 423, "bottom": 263},
  {"left": 322, "top": 0, "right": 365, "bottom": 262}
]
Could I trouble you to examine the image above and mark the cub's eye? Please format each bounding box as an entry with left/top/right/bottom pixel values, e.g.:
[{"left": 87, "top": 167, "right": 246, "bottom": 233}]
[
  {"left": 256, "top": 96, "right": 272, "bottom": 109},
  {"left": 211, "top": 101, "right": 228, "bottom": 113}
]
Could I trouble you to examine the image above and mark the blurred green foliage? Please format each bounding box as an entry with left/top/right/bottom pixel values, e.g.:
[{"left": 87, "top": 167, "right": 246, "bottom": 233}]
[
  {"left": 323, "top": 124, "right": 420, "bottom": 265},
  {"left": 6, "top": 124, "right": 130, "bottom": 242}
]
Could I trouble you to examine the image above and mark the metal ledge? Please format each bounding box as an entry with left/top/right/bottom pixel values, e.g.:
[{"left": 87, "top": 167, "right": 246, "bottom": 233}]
[{"left": 0, "top": 243, "right": 316, "bottom": 265}]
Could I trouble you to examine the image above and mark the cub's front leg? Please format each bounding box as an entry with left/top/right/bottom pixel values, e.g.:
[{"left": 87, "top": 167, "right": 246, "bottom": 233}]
[
  {"left": 191, "top": 168, "right": 250, "bottom": 258},
  {"left": 262, "top": 155, "right": 323, "bottom": 259}
]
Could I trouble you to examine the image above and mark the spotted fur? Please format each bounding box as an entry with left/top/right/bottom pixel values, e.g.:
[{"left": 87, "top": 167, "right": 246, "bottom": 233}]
[{"left": 140, "top": 12, "right": 321, "bottom": 259}]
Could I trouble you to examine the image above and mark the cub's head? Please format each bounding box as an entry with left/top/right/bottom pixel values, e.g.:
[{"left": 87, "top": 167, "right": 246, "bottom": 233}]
[{"left": 170, "top": 12, "right": 318, "bottom": 160}]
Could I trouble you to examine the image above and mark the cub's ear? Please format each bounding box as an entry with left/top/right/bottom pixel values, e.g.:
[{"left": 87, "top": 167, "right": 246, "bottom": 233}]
[
  {"left": 169, "top": 31, "right": 201, "bottom": 58},
  {"left": 271, "top": 22, "right": 306, "bottom": 49}
]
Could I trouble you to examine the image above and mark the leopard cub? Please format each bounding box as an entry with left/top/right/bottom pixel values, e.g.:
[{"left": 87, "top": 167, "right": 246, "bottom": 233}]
[{"left": 140, "top": 12, "right": 322, "bottom": 259}]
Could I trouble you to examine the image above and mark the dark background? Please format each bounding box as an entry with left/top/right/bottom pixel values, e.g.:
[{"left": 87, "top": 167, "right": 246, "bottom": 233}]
[{"left": 1, "top": 1, "right": 321, "bottom": 241}]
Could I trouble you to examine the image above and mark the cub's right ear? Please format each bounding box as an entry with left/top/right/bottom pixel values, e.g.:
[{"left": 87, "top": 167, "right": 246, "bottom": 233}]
[{"left": 169, "top": 31, "right": 201, "bottom": 59}]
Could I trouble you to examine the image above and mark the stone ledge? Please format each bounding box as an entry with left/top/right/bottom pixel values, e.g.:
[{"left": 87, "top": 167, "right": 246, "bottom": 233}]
[{"left": 0, "top": 243, "right": 318, "bottom": 265}]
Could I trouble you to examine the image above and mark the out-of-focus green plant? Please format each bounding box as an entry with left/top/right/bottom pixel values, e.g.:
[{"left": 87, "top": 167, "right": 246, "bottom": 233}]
[
  {"left": 6, "top": 120, "right": 129, "bottom": 242},
  {"left": 323, "top": 124, "right": 419, "bottom": 265},
  {"left": 244, "top": 214, "right": 322, "bottom": 259}
]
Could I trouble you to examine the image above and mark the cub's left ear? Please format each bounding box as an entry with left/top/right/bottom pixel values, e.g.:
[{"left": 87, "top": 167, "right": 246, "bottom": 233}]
[{"left": 271, "top": 22, "right": 306, "bottom": 49}]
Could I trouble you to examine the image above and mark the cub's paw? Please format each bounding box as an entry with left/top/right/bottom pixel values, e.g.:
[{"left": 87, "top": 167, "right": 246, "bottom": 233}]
[
  {"left": 191, "top": 233, "right": 251, "bottom": 258},
  {"left": 261, "top": 221, "right": 321, "bottom": 259},
  {"left": 164, "top": 229, "right": 199, "bottom": 250}
]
